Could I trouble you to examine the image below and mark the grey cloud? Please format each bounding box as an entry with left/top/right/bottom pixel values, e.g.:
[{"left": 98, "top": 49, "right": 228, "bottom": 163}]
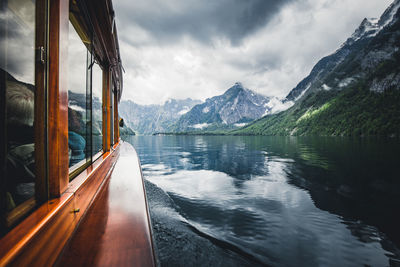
[
  {"left": 113, "top": 0, "right": 393, "bottom": 105},
  {"left": 115, "top": 0, "right": 295, "bottom": 45},
  {"left": 227, "top": 53, "right": 283, "bottom": 73},
  {"left": 0, "top": 15, "right": 35, "bottom": 83}
]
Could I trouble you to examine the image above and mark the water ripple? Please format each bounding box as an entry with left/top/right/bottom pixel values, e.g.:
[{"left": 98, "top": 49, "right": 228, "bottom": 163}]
[{"left": 127, "top": 136, "right": 400, "bottom": 267}]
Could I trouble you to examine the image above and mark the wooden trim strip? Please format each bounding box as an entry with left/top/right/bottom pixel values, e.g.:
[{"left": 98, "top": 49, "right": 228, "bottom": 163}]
[
  {"left": 48, "top": 0, "right": 70, "bottom": 198},
  {"left": 5, "top": 198, "right": 37, "bottom": 229},
  {"left": 92, "top": 150, "right": 104, "bottom": 162},
  {"left": 66, "top": 149, "right": 111, "bottom": 193},
  {"left": 113, "top": 90, "right": 119, "bottom": 143},
  {"left": 106, "top": 71, "right": 111, "bottom": 151},
  {"left": 102, "top": 69, "right": 109, "bottom": 152},
  {"left": 69, "top": 160, "right": 91, "bottom": 181},
  {"left": 0, "top": 192, "right": 74, "bottom": 266},
  {"left": 34, "top": 0, "right": 48, "bottom": 202}
]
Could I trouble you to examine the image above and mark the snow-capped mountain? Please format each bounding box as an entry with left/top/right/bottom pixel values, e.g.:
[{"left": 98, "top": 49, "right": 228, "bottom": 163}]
[
  {"left": 284, "top": 0, "right": 400, "bottom": 103},
  {"left": 119, "top": 83, "right": 289, "bottom": 133},
  {"left": 173, "top": 83, "right": 285, "bottom": 131},
  {"left": 345, "top": 17, "right": 381, "bottom": 46},
  {"left": 233, "top": 0, "right": 400, "bottom": 136},
  {"left": 121, "top": 0, "right": 400, "bottom": 136},
  {"left": 344, "top": 0, "right": 400, "bottom": 46},
  {"left": 118, "top": 98, "right": 201, "bottom": 134}
]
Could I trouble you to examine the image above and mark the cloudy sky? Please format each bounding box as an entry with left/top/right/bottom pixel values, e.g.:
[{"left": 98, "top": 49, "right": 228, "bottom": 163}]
[{"left": 114, "top": 0, "right": 393, "bottom": 105}]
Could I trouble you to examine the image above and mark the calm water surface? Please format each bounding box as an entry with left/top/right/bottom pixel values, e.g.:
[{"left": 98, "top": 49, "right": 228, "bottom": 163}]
[{"left": 125, "top": 136, "right": 400, "bottom": 267}]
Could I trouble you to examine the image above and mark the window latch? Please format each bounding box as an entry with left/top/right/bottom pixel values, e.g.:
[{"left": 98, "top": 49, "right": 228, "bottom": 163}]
[{"left": 36, "top": 46, "right": 45, "bottom": 64}]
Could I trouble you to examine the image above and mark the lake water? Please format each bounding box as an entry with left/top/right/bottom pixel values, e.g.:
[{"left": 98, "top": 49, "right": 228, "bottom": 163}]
[{"left": 125, "top": 136, "right": 400, "bottom": 267}]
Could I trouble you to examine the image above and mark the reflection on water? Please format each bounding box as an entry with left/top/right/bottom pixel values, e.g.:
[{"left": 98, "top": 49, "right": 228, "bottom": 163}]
[{"left": 126, "top": 136, "right": 400, "bottom": 266}]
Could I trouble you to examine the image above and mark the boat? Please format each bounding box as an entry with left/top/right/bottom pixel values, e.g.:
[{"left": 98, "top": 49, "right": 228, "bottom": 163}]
[{"left": 0, "top": 0, "right": 156, "bottom": 265}]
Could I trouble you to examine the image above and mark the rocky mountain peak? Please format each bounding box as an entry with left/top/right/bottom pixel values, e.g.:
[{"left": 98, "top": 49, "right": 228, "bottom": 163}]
[
  {"left": 342, "top": 0, "right": 400, "bottom": 47},
  {"left": 285, "top": 0, "right": 400, "bottom": 102},
  {"left": 344, "top": 17, "right": 380, "bottom": 46},
  {"left": 234, "top": 82, "right": 243, "bottom": 87},
  {"left": 173, "top": 83, "right": 289, "bottom": 131},
  {"left": 379, "top": 0, "right": 400, "bottom": 27},
  {"left": 224, "top": 82, "right": 245, "bottom": 96},
  {"left": 119, "top": 98, "right": 201, "bottom": 134},
  {"left": 233, "top": 0, "right": 400, "bottom": 137}
]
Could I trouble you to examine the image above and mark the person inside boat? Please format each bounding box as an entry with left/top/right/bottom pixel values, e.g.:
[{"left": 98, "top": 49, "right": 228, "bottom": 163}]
[
  {"left": 5, "top": 74, "right": 35, "bottom": 209},
  {"left": 68, "top": 107, "right": 86, "bottom": 167}
]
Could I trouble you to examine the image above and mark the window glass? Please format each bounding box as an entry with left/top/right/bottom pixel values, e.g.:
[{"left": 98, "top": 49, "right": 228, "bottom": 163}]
[
  {"left": 110, "top": 86, "right": 114, "bottom": 146},
  {"left": 92, "top": 62, "right": 102, "bottom": 156},
  {"left": 67, "top": 21, "right": 90, "bottom": 172},
  {"left": 1, "top": 0, "right": 36, "bottom": 230}
]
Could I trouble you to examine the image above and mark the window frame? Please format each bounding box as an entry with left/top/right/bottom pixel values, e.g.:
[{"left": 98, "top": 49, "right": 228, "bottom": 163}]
[
  {"left": 0, "top": 0, "right": 48, "bottom": 233},
  {"left": 90, "top": 58, "right": 104, "bottom": 161},
  {"left": 67, "top": 18, "right": 91, "bottom": 180},
  {"left": 0, "top": 0, "right": 124, "bottom": 262},
  {"left": 1, "top": 0, "right": 123, "bottom": 231},
  {"left": 66, "top": 0, "right": 118, "bottom": 180}
]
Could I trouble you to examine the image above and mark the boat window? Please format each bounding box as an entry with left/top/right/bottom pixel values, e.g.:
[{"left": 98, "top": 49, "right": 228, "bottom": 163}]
[
  {"left": 1, "top": 0, "right": 38, "bottom": 234},
  {"left": 92, "top": 62, "right": 103, "bottom": 157},
  {"left": 67, "top": 20, "right": 91, "bottom": 173}
]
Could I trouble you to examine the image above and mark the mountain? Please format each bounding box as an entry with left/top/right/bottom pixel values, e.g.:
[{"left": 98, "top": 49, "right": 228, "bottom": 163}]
[
  {"left": 67, "top": 90, "right": 136, "bottom": 136},
  {"left": 119, "top": 123, "right": 136, "bottom": 136},
  {"left": 118, "top": 98, "right": 201, "bottom": 134},
  {"left": 285, "top": 0, "right": 400, "bottom": 103},
  {"left": 172, "top": 82, "right": 290, "bottom": 132},
  {"left": 232, "top": 0, "right": 400, "bottom": 136}
]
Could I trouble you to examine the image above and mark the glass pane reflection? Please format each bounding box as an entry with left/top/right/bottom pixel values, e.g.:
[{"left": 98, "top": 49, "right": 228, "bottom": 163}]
[
  {"left": 67, "top": 21, "right": 89, "bottom": 171},
  {"left": 0, "top": 0, "right": 36, "bottom": 216},
  {"left": 92, "top": 62, "right": 102, "bottom": 157}
]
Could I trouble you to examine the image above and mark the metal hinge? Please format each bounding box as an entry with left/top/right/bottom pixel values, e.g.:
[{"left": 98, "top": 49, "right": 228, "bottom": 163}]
[{"left": 36, "top": 46, "right": 45, "bottom": 64}]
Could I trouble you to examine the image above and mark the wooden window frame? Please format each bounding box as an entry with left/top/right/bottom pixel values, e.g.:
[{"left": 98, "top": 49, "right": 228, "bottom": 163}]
[
  {"left": 114, "top": 89, "right": 119, "bottom": 144},
  {"left": 102, "top": 68, "right": 111, "bottom": 152},
  {"left": 48, "top": 0, "right": 70, "bottom": 198},
  {"left": 67, "top": 2, "right": 110, "bottom": 180}
]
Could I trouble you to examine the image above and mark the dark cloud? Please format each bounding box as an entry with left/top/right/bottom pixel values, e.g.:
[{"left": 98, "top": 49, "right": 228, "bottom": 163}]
[
  {"left": 115, "top": 0, "right": 295, "bottom": 45},
  {"left": 0, "top": 14, "right": 35, "bottom": 83},
  {"left": 113, "top": 0, "right": 393, "bottom": 105}
]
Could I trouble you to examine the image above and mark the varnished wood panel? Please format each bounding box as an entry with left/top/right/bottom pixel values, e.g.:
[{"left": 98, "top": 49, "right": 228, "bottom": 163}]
[
  {"left": 114, "top": 91, "right": 119, "bottom": 143},
  {"left": 48, "top": 0, "right": 70, "bottom": 197},
  {"left": 102, "top": 69, "right": 112, "bottom": 152},
  {"left": 57, "top": 142, "right": 156, "bottom": 267},
  {"left": 0, "top": 193, "right": 74, "bottom": 266},
  {"left": 8, "top": 195, "right": 77, "bottom": 267},
  {"left": 106, "top": 74, "right": 111, "bottom": 151},
  {"left": 34, "top": 0, "right": 48, "bottom": 202},
  {"left": 0, "top": 147, "right": 120, "bottom": 266},
  {"left": 66, "top": 149, "right": 118, "bottom": 223},
  {"left": 102, "top": 69, "right": 107, "bottom": 152}
]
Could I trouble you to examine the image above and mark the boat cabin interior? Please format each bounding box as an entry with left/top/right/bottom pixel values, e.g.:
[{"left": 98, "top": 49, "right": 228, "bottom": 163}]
[{"left": 0, "top": 0, "right": 155, "bottom": 265}]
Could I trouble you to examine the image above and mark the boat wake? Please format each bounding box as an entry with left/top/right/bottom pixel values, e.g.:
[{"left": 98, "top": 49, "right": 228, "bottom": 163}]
[{"left": 144, "top": 179, "right": 268, "bottom": 267}]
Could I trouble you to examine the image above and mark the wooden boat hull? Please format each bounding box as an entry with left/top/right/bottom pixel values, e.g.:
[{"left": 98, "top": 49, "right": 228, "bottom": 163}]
[{"left": 57, "top": 142, "right": 156, "bottom": 266}]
